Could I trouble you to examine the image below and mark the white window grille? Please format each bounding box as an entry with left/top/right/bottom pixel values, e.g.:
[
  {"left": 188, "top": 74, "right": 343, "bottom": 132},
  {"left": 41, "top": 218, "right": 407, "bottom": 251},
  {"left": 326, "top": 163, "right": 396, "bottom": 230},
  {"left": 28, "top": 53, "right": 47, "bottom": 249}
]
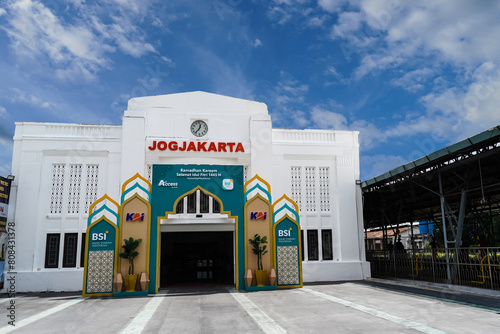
[
  {"left": 50, "top": 164, "right": 65, "bottom": 214},
  {"left": 84, "top": 165, "right": 99, "bottom": 214},
  {"left": 244, "top": 166, "right": 249, "bottom": 184},
  {"left": 67, "top": 165, "right": 82, "bottom": 214},
  {"left": 319, "top": 167, "right": 330, "bottom": 212},
  {"left": 305, "top": 167, "right": 316, "bottom": 212},
  {"left": 291, "top": 167, "right": 302, "bottom": 211},
  {"left": 147, "top": 165, "right": 152, "bottom": 183}
]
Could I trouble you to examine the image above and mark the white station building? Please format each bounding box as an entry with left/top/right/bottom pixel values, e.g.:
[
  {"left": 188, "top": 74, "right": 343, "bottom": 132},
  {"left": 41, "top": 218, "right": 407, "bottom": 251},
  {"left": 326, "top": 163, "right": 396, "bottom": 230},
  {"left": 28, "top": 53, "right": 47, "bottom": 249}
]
[{"left": 5, "top": 91, "right": 369, "bottom": 292}]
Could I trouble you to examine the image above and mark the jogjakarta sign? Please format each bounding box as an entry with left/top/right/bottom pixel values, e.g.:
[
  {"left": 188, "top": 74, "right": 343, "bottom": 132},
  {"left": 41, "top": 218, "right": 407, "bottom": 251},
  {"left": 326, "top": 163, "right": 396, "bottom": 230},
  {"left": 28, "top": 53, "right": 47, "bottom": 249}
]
[{"left": 148, "top": 140, "right": 245, "bottom": 153}]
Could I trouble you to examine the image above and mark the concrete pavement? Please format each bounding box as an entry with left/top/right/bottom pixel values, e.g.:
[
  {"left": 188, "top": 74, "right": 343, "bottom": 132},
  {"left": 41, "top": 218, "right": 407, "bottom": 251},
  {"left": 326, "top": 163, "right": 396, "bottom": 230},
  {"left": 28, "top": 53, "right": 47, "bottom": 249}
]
[{"left": 1, "top": 281, "right": 499, "bottom": 333}]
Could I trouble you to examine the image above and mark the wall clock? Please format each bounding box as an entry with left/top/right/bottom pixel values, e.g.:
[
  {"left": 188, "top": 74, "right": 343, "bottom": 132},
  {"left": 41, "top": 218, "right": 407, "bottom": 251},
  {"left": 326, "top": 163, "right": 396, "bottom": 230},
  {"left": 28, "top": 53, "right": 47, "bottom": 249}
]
[{"left": 190, "top": 120, "right": 208, "bottom": 137}]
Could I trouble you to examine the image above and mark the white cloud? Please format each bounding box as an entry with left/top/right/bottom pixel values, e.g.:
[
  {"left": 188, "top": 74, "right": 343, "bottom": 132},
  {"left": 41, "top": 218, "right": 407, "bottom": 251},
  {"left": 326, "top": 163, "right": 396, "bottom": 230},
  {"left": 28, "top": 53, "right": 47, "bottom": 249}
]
[
  {"left": 253, "top": 39, "right": 263, "bottom": 47},
  {"left": 310, "top": 106, "right": 347, "bottom": 129},
  {"left": 0, "top": 8, "right": 7, "bottom": 16},
  {"left": 392, "top": 68, "right": 435, "bottom": 92},
  {"left": 3, "top": 0, "right": 156, "bottom": 81},
  {"left": 10, "top": 88, "right": 54, "bottom": 109},
  {"left": 161, "top": 56, "right": 176, "bottom": 68},
  {"left": 328, "top": 1, "right": 500, "bottom": 144},
  {"left": 361, "top": 154, "right": 406, "bottom": 180},
  {"left": 318, "top": 0, "right": 349, "bottom": 13},
  {"left": 331, "top": 11, "right": 363, "bottom": 39},
  {"left": 0, "top": 106, "right": 7, "bottom": 118}
]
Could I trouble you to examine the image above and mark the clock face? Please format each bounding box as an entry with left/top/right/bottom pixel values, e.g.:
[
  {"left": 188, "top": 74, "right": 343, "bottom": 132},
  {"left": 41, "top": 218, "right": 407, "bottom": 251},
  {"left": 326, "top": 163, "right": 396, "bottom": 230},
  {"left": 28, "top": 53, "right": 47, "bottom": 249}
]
[{"left": 190, "top": 120, "right": 208, "bottom": 137}]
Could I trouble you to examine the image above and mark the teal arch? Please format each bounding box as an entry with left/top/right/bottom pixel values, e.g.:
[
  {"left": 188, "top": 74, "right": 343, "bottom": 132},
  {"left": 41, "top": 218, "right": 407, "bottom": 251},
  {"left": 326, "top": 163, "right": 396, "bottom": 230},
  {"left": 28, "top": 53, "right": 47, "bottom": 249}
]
[
  {"left": 244, "top": 183, "right": 272, "bottom": 203},
  {"left": 121, "top": 182, "right": 151, "bottom": 203},
  {"left": 87, "top": 204, "right": 120, "bottom": 227},
  {"left": 272, "top": 204, "right": 300, "bottom": 225}
]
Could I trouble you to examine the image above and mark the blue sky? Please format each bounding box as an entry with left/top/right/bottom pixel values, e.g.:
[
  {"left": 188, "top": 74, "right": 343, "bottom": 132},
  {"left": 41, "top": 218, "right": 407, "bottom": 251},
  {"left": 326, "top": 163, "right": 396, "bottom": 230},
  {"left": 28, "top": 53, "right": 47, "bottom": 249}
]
[{"left": 1, "top": 0, "right": 500, "bottom": 180}]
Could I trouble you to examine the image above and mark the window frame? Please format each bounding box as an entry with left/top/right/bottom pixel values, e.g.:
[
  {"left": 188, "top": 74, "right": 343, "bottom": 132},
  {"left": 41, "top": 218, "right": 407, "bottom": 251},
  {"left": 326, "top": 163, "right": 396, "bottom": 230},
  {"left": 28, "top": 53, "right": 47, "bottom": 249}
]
[
  {"left": 307, "top": 230, "right": 319, "bottom": 261},
  {"left": 45, "top": 233, "right": 61, "bottom": 268},
  {"left": 321, "top": 229, "right": 333, "bottom": 261},
  {"left": 63, "top": 233, "right": 78, "bottom": 268}
]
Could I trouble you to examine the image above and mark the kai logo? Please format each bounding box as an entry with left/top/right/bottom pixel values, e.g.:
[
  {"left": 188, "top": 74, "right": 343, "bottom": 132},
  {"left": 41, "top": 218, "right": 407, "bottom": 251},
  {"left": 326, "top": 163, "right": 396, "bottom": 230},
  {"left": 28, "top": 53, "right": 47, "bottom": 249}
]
[
  {"left": 92, "top": 231, "right": 108, "bottom": 241},
  {"left": 250, "top": 212, "right": 267, "bottom": 220},
  {"left": 278, "top": 228, "right": 293, "bottom": 237},
  {"left": 126, "top": 213, "right": 145, "bottom": 221}
]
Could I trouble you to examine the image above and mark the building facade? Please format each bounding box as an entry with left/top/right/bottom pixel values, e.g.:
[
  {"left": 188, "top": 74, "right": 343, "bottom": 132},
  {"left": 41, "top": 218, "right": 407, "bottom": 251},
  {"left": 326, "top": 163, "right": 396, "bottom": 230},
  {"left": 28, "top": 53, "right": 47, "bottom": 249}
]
[{"left": 5, "top": 92, "right": 369, "bottom": 292}]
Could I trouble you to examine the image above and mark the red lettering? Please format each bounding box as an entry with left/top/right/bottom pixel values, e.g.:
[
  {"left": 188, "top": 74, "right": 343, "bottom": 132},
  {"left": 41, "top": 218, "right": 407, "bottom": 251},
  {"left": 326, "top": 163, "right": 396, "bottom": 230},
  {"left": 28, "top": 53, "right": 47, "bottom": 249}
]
[
  {"left": 197, "top": 142, "right": 207, "bottom": 151},
  {"left": 169, "top": 141, "right": 178, "bottom": 151},
  {"left": 157, "top": 141, "right": 167, "bottom": 151},
  {"left": 208, "top": 142, "right": 217, "bottom": 152},
  {"left": 235, "top": 143, "right": 244, "bottom": 152},
  {"left": 218, "top": 142, "right": 227, "bottom": 152},
  {"left": 148, "top": 141, "right": 244, "bottom": 153}
]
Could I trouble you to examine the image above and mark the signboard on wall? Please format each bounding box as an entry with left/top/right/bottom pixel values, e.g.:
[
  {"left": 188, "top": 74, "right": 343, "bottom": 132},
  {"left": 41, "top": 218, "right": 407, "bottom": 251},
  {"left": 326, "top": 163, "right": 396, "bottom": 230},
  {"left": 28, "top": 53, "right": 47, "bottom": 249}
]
[
  {"left": 0, "top": 176, "right": 12, "bottom": 232},
  {"left": 150, "top": 164, "right": 245, "bottom": 291}
]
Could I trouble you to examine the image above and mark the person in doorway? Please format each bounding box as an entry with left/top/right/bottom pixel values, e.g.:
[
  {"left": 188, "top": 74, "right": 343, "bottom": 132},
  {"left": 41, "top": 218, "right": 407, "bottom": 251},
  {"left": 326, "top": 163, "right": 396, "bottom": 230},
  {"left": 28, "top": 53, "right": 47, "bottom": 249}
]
[
  {"left": 386, "top": 240, "right": 394, "bottom": 251},
  {"left": 395, "top": 237, "right": 404, "bottom": 251}
]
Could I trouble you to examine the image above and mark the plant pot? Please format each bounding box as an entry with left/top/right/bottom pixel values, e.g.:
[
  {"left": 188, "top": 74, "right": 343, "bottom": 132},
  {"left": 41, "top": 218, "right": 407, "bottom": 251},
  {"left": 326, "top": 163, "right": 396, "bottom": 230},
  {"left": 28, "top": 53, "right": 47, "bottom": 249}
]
[
  {"left": 255, "top": 270, "right": 267, "bottom": 287},
  {"left": 124, "top": 274, "right": 138, "bottom": 292}
]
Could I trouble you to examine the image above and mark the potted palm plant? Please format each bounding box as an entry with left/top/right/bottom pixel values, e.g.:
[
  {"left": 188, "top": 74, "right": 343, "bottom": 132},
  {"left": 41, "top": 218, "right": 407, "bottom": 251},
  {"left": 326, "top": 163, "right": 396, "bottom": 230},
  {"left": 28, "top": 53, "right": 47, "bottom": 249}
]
[
  {"left": 119, "top": 237, "right": 142, "bottom": 292},
  {"left": 249, "top": 234, "right": 268, "bottom": 286}
]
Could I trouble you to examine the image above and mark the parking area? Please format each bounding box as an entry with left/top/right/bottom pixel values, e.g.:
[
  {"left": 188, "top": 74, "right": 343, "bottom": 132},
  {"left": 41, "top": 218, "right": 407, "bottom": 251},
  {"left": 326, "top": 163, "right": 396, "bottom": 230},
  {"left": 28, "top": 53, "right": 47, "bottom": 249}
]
[{"left": 1, "top": 280, "right": 500, "bottom": 333}]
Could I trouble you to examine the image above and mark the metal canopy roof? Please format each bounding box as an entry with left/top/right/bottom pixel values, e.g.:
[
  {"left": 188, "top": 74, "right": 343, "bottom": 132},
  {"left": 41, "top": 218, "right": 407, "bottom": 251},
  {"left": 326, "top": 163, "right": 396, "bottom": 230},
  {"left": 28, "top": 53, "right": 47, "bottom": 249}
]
[{"left": 362, "top": 126, "right": 500, "bottom": 229}]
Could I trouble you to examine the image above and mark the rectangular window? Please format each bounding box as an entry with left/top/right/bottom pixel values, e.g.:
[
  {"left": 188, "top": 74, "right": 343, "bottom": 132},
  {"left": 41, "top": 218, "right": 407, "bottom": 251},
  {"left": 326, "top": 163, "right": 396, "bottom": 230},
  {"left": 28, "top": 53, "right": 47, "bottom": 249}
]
[
  {"left": 291, "top": 167, "right": 302, "bottom": 211},
  {"left": 322, "top": 230, "right": 333, "bottom": 260},
  {"left": 50, "top": 164, "right": 65, "bottom": 214},
  {"left": 45, "top": 234, "right": 61, "bottom": 268},
  {"left": 307, "top": 230, "right": 319, "bottom": 261},
  {"left": 187, "top": 192, "right": 196, "bottom": 213},
  {"left": 200, "top": 191, "right": 209, "bottom": 213},
  {"left": 319, "top": 167, "right": 330, "bottom": 212},
  {"left": 67, "top": 165, "right": 82, "bottom": 214},
  {"left": 80, "top": 233, "right": 86, "bottom": 268},
  {"left": 84, "top": 165, "right": 99, "bottom": 214},
  {"left": 305, "top": 167, "right": 316, "bottom": 212},
  {"left": 213, "top": 198, "right": 221, "bottom": 213},
  {"left": 63, "top": 233, "right": 78, "bottom": 267}
]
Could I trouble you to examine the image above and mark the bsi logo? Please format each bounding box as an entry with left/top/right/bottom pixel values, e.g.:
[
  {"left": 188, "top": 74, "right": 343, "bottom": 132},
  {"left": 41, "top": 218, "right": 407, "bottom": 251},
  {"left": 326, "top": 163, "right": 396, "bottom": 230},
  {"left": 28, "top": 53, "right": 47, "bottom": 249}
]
[
  {"left": 92, "top": 232, "right": 107, "bottom": 241},
  {"left": 278, "top": 229, "right": 291, "bottom": 237}
]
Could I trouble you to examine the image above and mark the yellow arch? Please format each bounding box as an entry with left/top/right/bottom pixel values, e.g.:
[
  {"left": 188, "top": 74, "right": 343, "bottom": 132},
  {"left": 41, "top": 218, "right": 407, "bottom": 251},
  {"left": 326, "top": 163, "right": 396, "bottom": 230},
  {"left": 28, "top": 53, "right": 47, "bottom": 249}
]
[
  {"left": 244, "top": 174, "right": 271, "bottom": 193},
  {"left": 121, "top": 172, "right": 152, "bottom": 194},
  {"left": 89, "top": 194, "right": 120, "bottom": 216},
  {"left": 272, "top": 194, "right": 299, "bottom": 214}
]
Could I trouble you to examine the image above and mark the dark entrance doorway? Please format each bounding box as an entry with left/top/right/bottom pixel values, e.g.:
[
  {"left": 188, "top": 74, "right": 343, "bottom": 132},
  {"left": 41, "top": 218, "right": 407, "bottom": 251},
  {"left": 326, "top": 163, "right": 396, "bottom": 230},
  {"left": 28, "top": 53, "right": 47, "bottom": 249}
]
[{"left": 160, "top": 231, "right": 234, "bottom": 286}]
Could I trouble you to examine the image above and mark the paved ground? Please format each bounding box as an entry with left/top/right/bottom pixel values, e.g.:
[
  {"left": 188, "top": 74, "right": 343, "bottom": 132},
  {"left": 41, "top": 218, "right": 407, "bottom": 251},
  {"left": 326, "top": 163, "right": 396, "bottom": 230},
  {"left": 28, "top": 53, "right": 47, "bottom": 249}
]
[{"left": 1, "top": 280, "right": 500, "bottom": 333}]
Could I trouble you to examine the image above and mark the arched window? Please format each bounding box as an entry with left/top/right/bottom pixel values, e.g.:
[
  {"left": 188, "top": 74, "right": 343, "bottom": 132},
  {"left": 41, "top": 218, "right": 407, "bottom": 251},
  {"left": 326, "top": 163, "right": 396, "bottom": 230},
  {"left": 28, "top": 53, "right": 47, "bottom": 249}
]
[{"left": 175, "top": 189, "right": 221, "bottom": 215}]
